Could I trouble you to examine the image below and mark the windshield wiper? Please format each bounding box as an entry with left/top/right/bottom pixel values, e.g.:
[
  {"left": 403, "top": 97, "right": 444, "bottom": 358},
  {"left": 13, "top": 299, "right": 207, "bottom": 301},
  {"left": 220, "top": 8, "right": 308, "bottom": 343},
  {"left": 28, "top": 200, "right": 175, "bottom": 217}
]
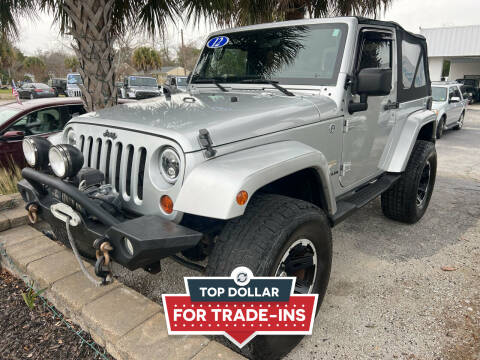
[
  {"left": 191, "top": 78, "right": 228, "bottom": 92},
  {"left": 240, "top": 79, "right": 295, "bottom": 97}
]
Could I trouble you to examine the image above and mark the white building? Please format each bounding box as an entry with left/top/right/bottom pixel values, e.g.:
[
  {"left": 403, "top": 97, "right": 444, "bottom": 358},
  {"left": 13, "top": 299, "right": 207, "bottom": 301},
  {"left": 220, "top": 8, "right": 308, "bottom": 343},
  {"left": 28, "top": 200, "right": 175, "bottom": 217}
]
[{"left": 420, "top": 25, "right": 480, "bottom": 81}]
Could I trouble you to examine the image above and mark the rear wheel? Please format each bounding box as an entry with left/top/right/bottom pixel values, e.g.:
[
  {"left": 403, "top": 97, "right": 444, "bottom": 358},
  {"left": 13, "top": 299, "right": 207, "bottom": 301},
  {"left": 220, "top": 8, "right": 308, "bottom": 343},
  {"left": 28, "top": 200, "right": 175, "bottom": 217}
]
[
  {"left": 206, "top": 194, "right": 332, "bottom": 359},
  {"left": 381, "top": 140, "right": 436, "bottom": 223}
]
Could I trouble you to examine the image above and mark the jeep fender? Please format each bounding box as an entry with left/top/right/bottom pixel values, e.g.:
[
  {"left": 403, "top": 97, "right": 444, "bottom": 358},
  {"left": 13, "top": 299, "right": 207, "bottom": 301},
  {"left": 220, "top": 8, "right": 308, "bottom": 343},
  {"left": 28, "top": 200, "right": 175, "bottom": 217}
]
[
  {"left": 174, "top": 141, "right": 335, "bottom": 219},
  {"left": 379, "top": 109, "right": 436, "bottom": 173}
]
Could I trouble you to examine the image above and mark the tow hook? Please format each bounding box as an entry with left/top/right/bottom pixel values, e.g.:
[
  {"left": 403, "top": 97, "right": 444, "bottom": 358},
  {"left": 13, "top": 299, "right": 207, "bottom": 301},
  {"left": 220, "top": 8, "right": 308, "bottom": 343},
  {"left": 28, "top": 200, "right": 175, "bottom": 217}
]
[
  {"left": 94, "top": 238, "right": 114, "bottom": 285},
  {"left": 26, "top": 203, "right": 38, "bottom": 224}
]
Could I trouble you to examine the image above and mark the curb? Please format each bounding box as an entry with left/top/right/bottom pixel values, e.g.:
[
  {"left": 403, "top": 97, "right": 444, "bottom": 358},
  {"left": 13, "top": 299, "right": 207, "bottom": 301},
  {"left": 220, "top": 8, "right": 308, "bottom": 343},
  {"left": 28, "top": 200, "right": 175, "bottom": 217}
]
[{"left": 0, "top": 196, "right": 244, "bottom": 360}]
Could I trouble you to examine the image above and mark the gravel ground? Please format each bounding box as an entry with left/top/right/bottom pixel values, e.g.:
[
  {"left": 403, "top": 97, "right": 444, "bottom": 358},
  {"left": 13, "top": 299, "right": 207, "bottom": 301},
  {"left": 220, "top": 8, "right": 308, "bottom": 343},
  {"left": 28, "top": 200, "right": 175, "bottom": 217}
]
[
  {"left": 0, "top": 268, "right": 113, "bottom": 360},
  {"left": 115, "top": 106, "right": 480, "bottom": 359}
]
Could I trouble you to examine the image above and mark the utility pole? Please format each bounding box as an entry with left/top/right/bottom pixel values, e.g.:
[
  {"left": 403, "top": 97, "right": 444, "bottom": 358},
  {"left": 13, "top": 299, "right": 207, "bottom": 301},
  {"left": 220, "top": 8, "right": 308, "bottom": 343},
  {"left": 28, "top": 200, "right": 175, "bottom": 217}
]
[{"left": 181, "top": 29, "right": 186, "bottom": 76}]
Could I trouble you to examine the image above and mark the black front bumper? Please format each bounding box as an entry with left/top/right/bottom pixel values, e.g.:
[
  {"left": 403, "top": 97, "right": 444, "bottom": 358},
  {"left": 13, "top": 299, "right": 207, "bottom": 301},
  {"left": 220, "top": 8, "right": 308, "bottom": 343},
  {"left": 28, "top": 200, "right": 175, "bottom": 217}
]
[{"left": 18, "top": 168, "right": 202, "bottom": 271}]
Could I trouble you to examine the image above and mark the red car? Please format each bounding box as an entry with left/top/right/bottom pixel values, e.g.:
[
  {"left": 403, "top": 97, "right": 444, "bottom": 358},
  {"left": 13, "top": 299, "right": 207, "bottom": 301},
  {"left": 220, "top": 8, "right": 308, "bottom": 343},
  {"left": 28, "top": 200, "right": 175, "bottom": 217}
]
[{"left": 0, "top": 97, "right": 86, "bottom": 169}]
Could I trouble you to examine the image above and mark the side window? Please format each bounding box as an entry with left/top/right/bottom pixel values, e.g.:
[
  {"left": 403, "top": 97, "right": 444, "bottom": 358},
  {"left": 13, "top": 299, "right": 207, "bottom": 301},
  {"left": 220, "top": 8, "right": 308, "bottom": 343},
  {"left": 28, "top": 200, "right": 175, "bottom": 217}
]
[
  {"left": 8, "top": 108, "right": 64, "bottom": 135},
  {"left": 402, "top": 41, "right": 426, "bottom": 89},
  {"left": 448, "top": 87, "right": 455, "bottom": 100},
  {"left": 358, "top": 35, "right": 392, "bottom": 71},
  {"left": 67, "top": 105, "right": 86, "bottom": 118},
  {"left": 453, "top": 86, "right": 462, "bottom": 99}
]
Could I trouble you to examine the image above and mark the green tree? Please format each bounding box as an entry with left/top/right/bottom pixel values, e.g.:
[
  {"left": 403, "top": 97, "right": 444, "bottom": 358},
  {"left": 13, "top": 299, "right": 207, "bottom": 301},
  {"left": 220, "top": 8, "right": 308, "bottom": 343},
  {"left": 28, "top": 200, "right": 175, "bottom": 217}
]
[
  {"left": 176, "top": 43, "right": 201, "bottom": 72},
  {"left": 1, "top": 0, "right": 392, "bottom": 111},
  {"left": 132, "top": 46, "right": 161, "bottom": 73},
  {"left": 64, "top": 56, "right": 79, "bottom": 72},
  {"left": 23, "top": 56, "right": 45, "bottom": 81}
]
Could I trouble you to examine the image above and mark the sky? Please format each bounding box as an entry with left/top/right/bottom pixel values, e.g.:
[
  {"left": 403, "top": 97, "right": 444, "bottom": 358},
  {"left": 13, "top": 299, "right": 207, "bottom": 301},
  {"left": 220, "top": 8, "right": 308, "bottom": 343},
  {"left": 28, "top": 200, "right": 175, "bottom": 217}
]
[{"left": 15, "top": 0, "right": 480, "bottom": 56}]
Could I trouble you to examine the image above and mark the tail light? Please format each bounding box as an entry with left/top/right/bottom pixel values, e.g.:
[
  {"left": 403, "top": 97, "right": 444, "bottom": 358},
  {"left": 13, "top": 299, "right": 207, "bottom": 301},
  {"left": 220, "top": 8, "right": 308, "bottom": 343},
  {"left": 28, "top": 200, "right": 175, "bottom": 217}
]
[{"left": 34, "top": 89, "right": 43, "bottom": 92}]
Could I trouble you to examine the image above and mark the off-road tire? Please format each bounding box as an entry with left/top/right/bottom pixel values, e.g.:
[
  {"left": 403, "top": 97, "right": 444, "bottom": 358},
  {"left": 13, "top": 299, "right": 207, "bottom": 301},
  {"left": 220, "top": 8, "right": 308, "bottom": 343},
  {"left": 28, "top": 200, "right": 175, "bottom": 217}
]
[
  {"left": 206, "top": 194, "right": 332, "bottom": 360},
  {"left": 453, "top": 112, "right": 464, "bottom": 130},
  {"left": 436, "top": 116, "right": 445, "bottom": 139},
  {"left": 381, "top": 140, "right": 436, "bottom": 223}
]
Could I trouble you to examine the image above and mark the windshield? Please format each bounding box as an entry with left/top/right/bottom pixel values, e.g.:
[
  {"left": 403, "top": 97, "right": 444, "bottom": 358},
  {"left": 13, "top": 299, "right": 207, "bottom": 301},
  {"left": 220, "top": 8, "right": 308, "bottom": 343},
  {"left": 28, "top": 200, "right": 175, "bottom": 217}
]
[
  {"left": 176, "top": 77, "right": 187, "bottom": 86},
  {"left": 129, "top": 76, "right": 157, "bottom": 87},
  {"left": 192, "top": 24, "right": 348, "bottom": 86},
  {"left": 67, "top": 74, "right": 82, "bottom": 85},
  {"left": 0, "top": 108, "right": 20, "bottom": 129},
  {"left": 432, "top": 87, "right": 447, "bottom": 102}
]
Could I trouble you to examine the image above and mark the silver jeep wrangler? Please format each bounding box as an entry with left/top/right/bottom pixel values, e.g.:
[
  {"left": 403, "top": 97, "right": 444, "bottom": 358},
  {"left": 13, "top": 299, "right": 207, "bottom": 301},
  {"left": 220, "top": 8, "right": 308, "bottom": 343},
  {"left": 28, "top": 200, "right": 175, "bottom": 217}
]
[{"left": 18, "top": 17, "right": 436, "bottom": 358}]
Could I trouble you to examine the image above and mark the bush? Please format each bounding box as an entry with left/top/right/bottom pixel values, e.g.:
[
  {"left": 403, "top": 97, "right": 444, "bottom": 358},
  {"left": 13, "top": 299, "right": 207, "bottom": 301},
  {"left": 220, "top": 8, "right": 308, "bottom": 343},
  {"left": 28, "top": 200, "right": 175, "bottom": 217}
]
[{"left": 0, "top": 162, "right": 22, "bottom": 195}]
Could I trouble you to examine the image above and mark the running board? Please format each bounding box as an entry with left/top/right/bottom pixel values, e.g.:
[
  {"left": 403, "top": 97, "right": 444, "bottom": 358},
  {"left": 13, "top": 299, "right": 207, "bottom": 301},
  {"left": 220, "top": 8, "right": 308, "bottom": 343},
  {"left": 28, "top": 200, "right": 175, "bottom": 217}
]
[{"left": 330, "top": 174, "right": 401, "bottom": 226}]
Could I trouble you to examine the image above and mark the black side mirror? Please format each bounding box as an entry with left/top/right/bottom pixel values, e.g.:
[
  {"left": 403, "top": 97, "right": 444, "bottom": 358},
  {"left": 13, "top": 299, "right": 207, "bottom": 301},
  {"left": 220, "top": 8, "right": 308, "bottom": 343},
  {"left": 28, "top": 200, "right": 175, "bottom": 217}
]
[
  {"left": 349, "top": 68, "right": 392, "bottom": 114},
  {"left": 356, "top": 68, "right": 392, "bottom": 96}
]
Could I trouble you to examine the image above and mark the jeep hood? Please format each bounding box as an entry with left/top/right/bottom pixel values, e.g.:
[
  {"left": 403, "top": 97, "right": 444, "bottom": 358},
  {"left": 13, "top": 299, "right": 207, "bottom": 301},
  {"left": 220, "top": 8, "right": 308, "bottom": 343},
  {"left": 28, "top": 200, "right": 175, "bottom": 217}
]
[{"left": 75, "top": 92, "right": 337, "bottom": 152}]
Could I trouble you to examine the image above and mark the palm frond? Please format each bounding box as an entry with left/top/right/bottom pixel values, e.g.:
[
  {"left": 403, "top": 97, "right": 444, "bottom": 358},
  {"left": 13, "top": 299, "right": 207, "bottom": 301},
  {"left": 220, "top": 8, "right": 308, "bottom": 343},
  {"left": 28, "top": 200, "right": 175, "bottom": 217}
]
[{"left": 0, "top": 0, "right": 37, "bottom": 38}]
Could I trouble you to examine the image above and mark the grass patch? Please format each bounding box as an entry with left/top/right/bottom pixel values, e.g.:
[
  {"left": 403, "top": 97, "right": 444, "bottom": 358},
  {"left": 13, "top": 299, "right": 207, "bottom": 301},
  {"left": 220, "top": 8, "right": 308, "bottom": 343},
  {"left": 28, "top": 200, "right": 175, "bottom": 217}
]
[{"left": 0, "top": 162, "right": 22, "bottom": 195}]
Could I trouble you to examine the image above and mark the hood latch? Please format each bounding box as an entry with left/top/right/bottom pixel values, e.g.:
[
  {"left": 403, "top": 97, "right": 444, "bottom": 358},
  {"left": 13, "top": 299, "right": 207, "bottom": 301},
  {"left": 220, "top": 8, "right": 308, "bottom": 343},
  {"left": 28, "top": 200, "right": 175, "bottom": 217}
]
[{"left": 198, "top": 129, "right": 216, "bottom": 158}]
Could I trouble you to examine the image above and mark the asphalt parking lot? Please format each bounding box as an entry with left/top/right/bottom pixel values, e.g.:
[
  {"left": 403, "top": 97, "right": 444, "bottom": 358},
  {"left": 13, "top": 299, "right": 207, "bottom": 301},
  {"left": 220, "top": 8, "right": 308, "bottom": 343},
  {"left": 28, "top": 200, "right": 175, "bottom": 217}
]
[{"left": 115, "top": 105, "right": 480, "bottom": 359}]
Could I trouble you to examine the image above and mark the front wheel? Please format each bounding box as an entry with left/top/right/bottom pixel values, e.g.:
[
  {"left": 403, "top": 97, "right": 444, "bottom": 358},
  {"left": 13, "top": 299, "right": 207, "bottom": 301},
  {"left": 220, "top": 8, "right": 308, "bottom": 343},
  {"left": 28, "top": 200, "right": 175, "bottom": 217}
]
[
  {"left": 453, "top": 112, "right": 464, "bottom": 130},
  {"left": 206, "top": 194, "right": 332, "bottom": 359},
  {"left": 436, "top": 117, "right": 445, "bottom": 139},
  {"left": 381, "top": 140, "right": 437, "bottom": 223}
]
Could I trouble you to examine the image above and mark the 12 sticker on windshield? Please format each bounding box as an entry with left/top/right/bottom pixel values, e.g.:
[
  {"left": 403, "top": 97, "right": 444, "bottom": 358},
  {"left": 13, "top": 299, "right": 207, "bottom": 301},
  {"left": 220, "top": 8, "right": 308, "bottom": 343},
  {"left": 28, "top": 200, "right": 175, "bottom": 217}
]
[{"left": 207, "top": 36, "right": 229, "bottom": 48}]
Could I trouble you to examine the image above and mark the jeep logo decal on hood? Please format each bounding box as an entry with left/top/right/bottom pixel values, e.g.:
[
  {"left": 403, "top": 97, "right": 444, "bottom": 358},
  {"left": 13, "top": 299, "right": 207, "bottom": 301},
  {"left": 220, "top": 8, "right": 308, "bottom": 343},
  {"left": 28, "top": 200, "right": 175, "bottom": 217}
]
[{"left": 103, "top": 130, "right": 117, "bottom": 139}]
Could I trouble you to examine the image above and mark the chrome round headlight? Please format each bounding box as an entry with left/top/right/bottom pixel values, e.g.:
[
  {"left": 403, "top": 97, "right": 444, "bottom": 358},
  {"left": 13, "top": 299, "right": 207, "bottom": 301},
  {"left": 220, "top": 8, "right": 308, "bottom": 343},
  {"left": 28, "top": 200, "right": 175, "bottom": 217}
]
[
  {"left": 48, "top": 144, "right": 84, "bottom": 179},
  {"left": 22, "top": 137, "right": 51, "bottom": 169},
  {"left": 160, "top": 147, "right": 180, "bottom": 183}
]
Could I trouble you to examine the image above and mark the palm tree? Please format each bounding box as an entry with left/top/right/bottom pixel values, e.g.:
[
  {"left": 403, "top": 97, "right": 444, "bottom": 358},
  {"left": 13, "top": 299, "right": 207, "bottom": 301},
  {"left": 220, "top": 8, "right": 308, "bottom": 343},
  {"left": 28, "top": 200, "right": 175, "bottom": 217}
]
[
  {"left": 64, "top": 55, "right": 79, "bottom": 72},
  {"left": 23, "top": 56, "right": 45, "bottom": 81},
  {"left": 132, "top": 46, "right": 161, "bottom": 73},
  {"left": 1, "top": 0, "right": 391, "bottom": 111}
]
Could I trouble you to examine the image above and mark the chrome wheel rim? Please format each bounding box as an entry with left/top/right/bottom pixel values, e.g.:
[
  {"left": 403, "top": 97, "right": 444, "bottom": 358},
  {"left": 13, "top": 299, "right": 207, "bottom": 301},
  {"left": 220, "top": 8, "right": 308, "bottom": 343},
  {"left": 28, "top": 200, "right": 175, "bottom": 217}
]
[
  {"left": 275, "top": 238, "right": 317, "bottom": 294},
  {"left": 416, "top": 160, "right": 431, "bottom": 207}
]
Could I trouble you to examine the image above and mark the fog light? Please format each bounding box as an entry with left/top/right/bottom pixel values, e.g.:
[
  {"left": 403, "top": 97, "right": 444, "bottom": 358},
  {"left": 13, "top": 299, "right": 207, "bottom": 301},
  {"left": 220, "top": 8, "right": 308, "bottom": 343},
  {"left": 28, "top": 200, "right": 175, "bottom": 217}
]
[
  {"left": 123, "top": 237, "right": 134, "bottom": 256},
  {"left": 48, "top": 144, "right": 84, "bottom": 179},
  {"left": 160, "top": 195, "right": 174, "bottom": 214},
  {"left": 22, "top": 136, "right": 51, "bottom": 169}
]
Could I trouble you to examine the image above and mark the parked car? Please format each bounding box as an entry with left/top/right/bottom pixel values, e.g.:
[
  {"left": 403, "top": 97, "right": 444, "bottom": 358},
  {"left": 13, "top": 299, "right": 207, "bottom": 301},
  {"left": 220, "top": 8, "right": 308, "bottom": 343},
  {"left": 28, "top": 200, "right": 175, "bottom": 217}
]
[
  {"left": 66, "top": 73, "right": 82, "bottom": 97},
  {"left": 0, "top": 97, "right": 85, "bottom": 168},
  {"left": 48, "top": 78, "right": 67, "bottom": 96},
  {"left": 18, "top": 17, "right": 437, "bottom": 359},
  {"left": 163, "top": 75, "right": 188, "bottom": 93},
  {"left": 431, "top": 81, "right": 467, "bottom": 138},
  {"left": 456, "top": 77, "right": 480, "bottom": 103},
  {"left": 17, "top": 83, "right": 55, "bottom": 99},
  {"left": 119, "top": 75, "right": 162, "bottom": 99}
]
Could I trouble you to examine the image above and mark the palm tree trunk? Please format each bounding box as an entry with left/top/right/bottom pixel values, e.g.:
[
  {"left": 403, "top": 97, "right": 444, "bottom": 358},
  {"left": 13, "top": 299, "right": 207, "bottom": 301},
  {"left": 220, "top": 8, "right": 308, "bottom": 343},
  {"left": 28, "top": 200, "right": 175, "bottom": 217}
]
[{"left": 63, "top": 0, "right": 116, "bottom": 111}]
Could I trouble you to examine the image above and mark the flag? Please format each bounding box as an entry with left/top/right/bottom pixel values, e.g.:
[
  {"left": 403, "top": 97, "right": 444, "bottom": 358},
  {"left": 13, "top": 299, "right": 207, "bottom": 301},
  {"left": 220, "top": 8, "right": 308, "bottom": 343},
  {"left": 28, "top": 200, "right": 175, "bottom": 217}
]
[{"left": 12, "top": 80, "right": 22, "bottom": 105}]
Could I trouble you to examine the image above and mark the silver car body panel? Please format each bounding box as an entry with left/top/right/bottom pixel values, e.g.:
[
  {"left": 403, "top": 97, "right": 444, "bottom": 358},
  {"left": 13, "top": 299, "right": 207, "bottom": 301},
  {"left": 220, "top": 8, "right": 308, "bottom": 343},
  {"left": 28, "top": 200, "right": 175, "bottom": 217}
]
[
  {"left": 175, "top": 141, "right": 335, "bottom": 219},
  {"left": 431, "top": 84, "right": 467, "bottom": 128}
]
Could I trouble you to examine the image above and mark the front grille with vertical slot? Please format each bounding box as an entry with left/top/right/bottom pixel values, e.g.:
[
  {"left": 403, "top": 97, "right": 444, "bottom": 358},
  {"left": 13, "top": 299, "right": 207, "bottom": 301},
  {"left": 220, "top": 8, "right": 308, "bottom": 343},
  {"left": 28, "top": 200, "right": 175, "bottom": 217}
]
[{"left": 80, "top": 137, "right": 147, "bottom": 202}]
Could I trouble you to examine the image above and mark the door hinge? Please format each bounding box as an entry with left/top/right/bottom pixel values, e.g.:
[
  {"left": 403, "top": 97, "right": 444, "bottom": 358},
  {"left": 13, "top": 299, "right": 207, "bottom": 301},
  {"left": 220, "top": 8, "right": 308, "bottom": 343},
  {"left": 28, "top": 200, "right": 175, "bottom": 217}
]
[
  {"left": 340, "top": 162, "right": 352, "bottom": 177},
  {"left": 384, "top": 101, "right": 399, "bottom": 110},
  {"left": 343, "top": 119, "right": 349, "bottom": 133}
]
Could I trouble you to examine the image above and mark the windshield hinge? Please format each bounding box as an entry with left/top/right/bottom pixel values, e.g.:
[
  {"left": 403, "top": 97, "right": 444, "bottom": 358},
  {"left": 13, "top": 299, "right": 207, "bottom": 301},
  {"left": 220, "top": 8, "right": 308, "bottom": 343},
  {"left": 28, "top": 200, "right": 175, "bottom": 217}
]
[{"left": 198, "top": 129, "right": 216, "bottom": 158}]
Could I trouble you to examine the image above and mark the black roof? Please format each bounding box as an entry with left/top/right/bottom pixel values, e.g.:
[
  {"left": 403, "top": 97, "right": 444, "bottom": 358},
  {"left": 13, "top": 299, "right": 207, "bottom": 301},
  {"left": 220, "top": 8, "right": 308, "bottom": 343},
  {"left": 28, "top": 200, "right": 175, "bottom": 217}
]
[{"left": 356, "top": 17, "right": 426, "bottom": 41}]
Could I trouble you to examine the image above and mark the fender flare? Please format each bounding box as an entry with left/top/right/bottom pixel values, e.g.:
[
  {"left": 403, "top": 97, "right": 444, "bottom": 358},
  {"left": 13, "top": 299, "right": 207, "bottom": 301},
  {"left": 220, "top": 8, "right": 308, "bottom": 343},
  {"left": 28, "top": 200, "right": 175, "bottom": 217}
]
[
  {"left": 380, "top": 109, "right": 436, "bottom": 173},
  {"left": 174, "top": 141, "right": 336, "bottom": 219}
]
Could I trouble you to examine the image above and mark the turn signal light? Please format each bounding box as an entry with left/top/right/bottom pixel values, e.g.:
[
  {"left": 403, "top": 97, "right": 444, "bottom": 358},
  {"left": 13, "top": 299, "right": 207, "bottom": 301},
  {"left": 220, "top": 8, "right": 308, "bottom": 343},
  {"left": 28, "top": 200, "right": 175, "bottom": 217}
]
[
  {"left": 236, "top": 190, "right": 248, "bottom": 205},
  {"left": 160, "top": 195, "right": 174, "bottom": 214}
]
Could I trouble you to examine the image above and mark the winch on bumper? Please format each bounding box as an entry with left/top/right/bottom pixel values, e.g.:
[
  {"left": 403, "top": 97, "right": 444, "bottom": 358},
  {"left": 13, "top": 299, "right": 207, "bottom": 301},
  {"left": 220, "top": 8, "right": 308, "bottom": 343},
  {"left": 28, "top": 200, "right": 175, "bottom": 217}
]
[{"left": 18, "top": 167, "right": 203, "bottom": 272}]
